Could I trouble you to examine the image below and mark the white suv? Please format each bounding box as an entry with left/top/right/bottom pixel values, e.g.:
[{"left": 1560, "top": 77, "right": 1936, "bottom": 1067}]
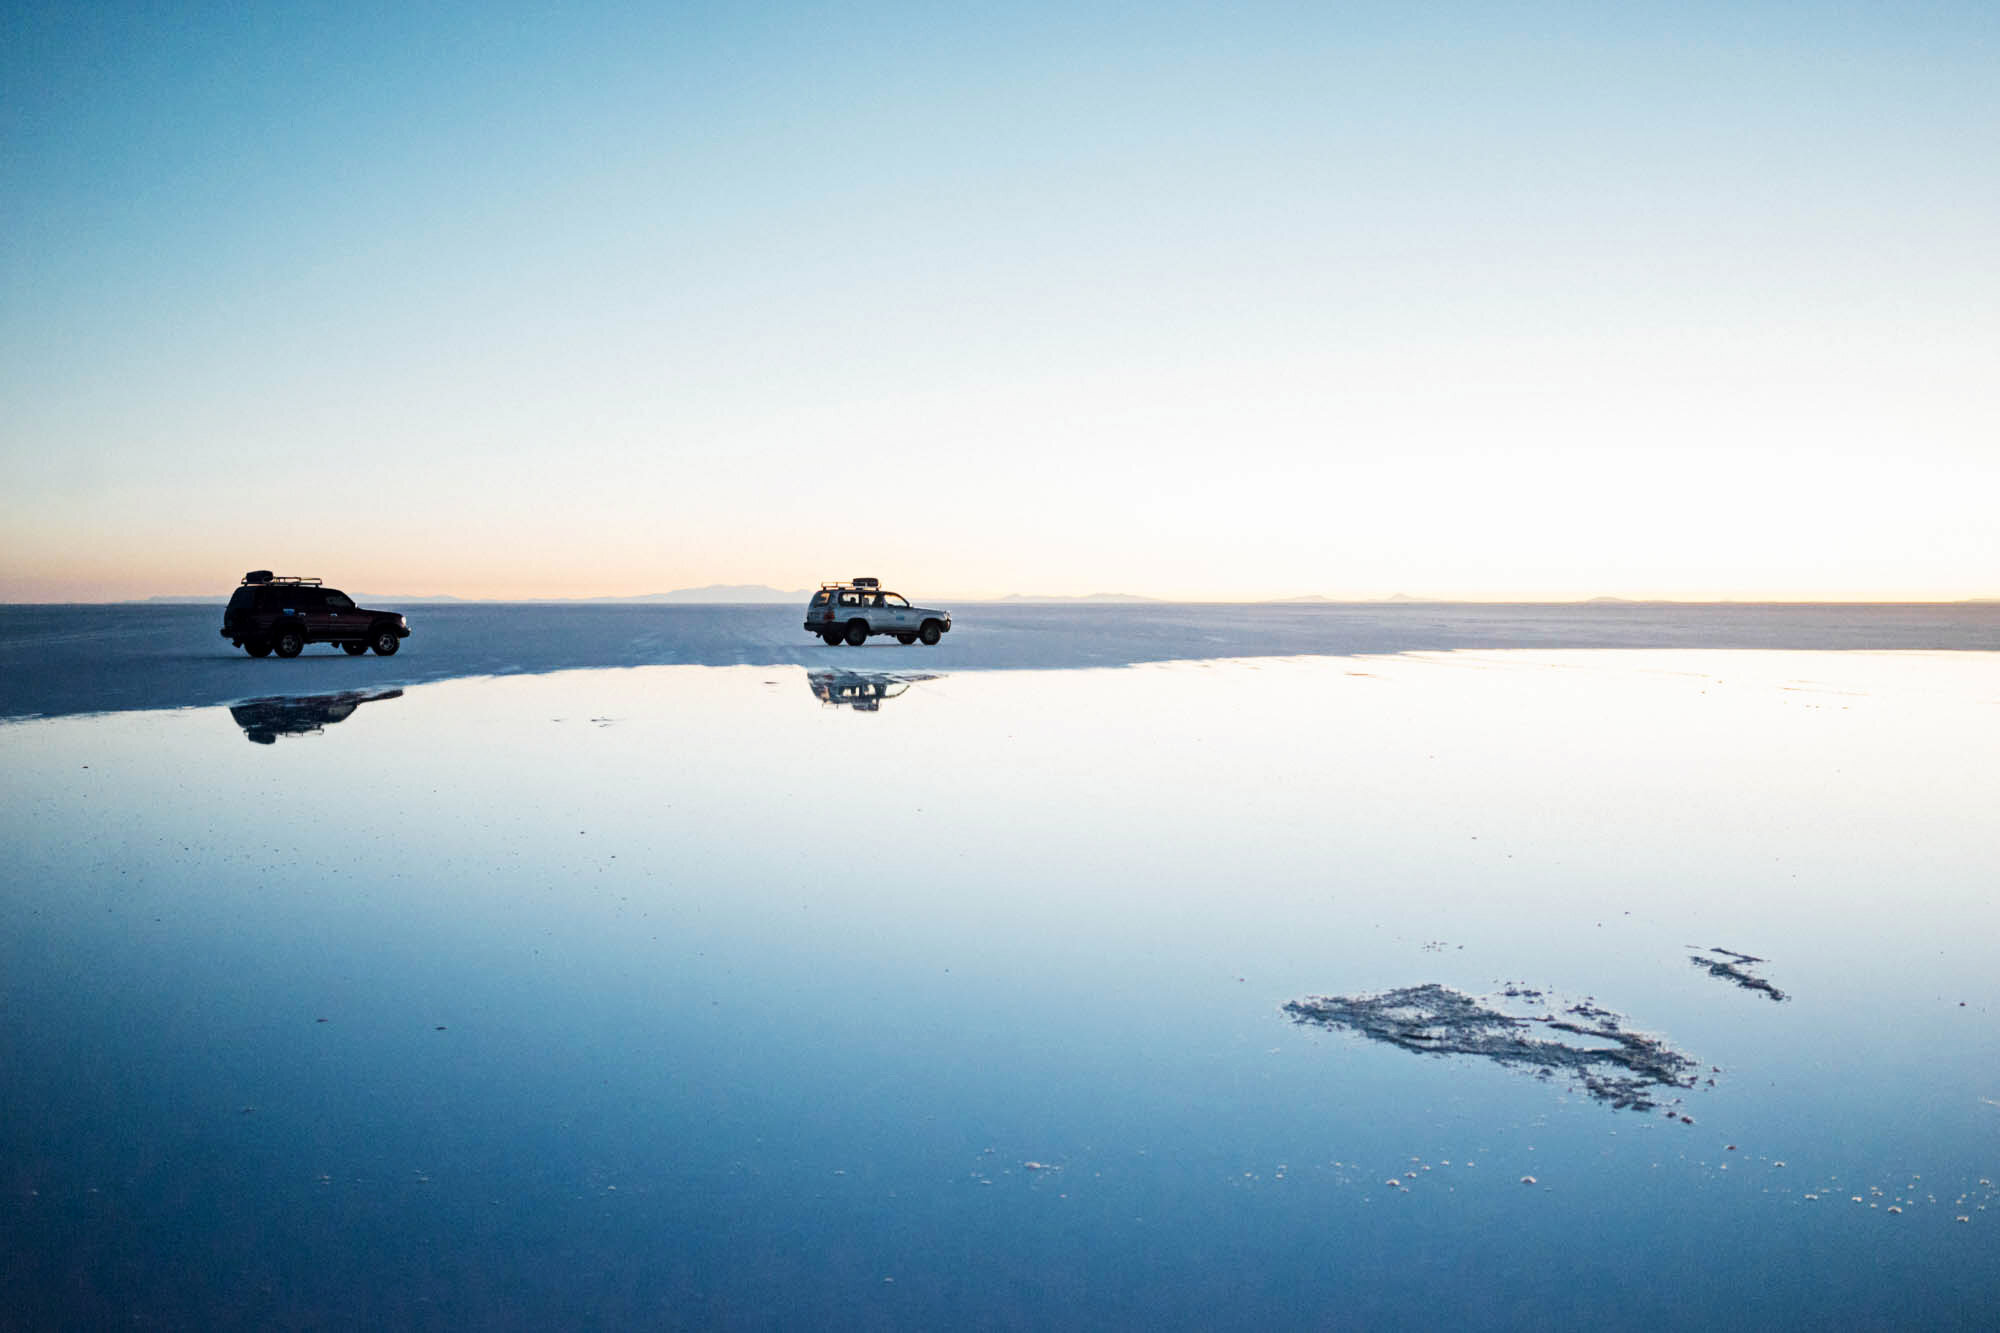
[{"left": 805, "top": 579, "right": 953, "bottom": 647}]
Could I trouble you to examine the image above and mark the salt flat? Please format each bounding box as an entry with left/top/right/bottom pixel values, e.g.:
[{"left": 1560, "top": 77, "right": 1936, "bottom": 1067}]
[{"left": 3, "top": 600, "right": 1995, "bottom": 721}]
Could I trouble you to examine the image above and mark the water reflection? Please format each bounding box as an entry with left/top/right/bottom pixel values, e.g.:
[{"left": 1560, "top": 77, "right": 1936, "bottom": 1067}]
[
  {"left": 806, "top": 669, "right": 934, "bottom": 711},
  {"left": 4, "top": 653, "right": 1997, "bottom": 1329},
  {"left": 228, "top": 688, "right": 403, "bottom": 744}
]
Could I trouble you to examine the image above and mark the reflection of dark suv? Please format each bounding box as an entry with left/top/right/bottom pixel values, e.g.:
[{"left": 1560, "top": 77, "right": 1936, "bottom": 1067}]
[
  {"left": 220, "top": 571, "right": 411, "bottom": 658},
  {"left": 230, "top": 688, "right": 403, "bottom": 743}
]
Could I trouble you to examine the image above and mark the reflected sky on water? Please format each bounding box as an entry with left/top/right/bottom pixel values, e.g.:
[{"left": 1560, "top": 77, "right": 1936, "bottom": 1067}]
[{"left": 3, "top": 652, "right": 1997, "bottom": 1329}]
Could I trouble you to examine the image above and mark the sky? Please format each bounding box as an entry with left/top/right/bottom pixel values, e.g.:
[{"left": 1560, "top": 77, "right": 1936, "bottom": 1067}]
[{"left": 3, "top": 0, "right": 1996, "bottom": 602}]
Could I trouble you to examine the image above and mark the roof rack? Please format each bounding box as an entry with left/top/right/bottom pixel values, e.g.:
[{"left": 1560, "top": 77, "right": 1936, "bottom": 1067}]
[{"left": 241, "top": 570, "right": 322, "bottom": 587}]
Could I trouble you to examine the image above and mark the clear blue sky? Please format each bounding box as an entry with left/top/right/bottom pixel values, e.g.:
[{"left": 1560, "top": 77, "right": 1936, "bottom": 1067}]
[{"left": 4, "top": 1, "right": 1996, "bottom": 600}]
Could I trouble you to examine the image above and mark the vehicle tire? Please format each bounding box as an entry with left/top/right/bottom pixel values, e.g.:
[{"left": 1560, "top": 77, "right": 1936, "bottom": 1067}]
[
  {"left": 919, "top": 620, "right": 942, "bottom": 646},
  {"left": 844, "top": 620, "right": 868, "bottom": 647},
  {"left": 371, "top": 628, "right": 401, "bottom": 656},
  {"left": 821, "top": 631, "right": 843, "bottom": 646},
  {"left": 273, "top": 628, "right": 305, "bottom": 658},
  {"left": 342, "top": 641, "right": 368, "bottom": 655},
  {"left": 245, "top": 639, "right": 272, "bottom": 658},
  {"left": 896, "top": 633, "right": 917, "bottom": 645}
]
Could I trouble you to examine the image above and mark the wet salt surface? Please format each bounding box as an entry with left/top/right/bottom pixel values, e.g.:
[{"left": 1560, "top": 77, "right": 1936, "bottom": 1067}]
[{"left": 3, "top": 651, "right": 1998, "bottom": 1329}]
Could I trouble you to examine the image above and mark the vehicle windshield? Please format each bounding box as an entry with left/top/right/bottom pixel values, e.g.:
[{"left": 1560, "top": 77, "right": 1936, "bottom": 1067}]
[
  {"left": 325, "top": 592, "right": 353, "bottom": 609},
  {"left": 885, "top": 593, "right": 908, "bottom": 607}
]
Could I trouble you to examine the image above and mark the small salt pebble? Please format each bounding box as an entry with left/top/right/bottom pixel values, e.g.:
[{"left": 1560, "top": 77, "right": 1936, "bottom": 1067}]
[
  {"left": 1887, "top": 1206, "right": 1902, "bottom": 1214},
  {"left": 1384, "top": 1179, "right": 1401, "bottom": 1188},
  {"left": 1520, "top": 1175, "right": 1537, "bottom": 1185}
]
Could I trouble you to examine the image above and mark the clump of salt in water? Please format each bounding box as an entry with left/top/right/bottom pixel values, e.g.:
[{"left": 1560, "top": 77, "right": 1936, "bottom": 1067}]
[
  {"left": 1688, "top": 946, "right": 1788, "bottom": 1002},
  {"left": 1283, "top": 982, "right": 1700, "bottom": 1111}
]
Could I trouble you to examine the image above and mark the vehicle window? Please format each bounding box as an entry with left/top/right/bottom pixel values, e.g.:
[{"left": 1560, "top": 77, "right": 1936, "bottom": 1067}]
[
  {"left": 885, "top": 593, "right": 908, "bottom": 607},
  {"left": 227, "top": 589, "right": 255, "bottom": 613},
  {"left": 325, "top": 592, "right": 354, "bottom": 609},
  {"left": 839, "top": 592, "right": 860, "bottom": 606},
  {"left": 870, "top": 594, "right": 884, "bottom": 607},
  {"left": 810, "top": 592, "right": 830, "bottom": 608}
]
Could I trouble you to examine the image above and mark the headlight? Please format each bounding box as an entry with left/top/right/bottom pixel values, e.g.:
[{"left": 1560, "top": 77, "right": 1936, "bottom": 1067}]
[{"left": 397, "top": 615, "right": 408, "bottom": 628}]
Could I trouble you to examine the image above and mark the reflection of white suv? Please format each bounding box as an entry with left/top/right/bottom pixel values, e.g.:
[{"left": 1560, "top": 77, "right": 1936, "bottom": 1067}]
[{"left": 805, "top": 579, "right": 953, "bottom": 647}]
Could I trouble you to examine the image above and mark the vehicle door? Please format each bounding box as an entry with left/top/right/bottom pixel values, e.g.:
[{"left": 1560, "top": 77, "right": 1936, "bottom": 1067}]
[
  {"left": 320, "top": 589, "right": 362, "bottom": 641},
  {"left": 880, "top": 593, "right": 915, "bottom": 633},
  {"left": 251, "top": 586, "right": 285, "bottom": 636},
  {"left": 276, "top": 584, "right": 326, "bottom": 640},
  {"left": 836, "top": 589, "right": 867, "bottom": 632},
  {"left": 291, "top": 588, "right": 334, "bottom": 641}
]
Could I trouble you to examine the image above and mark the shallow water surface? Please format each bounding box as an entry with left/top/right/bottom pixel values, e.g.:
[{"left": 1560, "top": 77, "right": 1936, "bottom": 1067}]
[{"left": 3, "top": 652, "right": 1997, "bottom": 1329}]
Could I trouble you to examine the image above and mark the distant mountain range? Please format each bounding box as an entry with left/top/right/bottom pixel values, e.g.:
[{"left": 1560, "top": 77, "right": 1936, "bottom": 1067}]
[
  {"left": 990, "top": 592, "right": 1157, "bottom": 604},
  {"left": 139, "top": 585, "right": 809, "bottom": 605},
  {"left": 138, "top": 586, "right": 1155, "bottom": 604},
  {"left": 580, "top": 585, "right": 812, "bottom": 604},
  {"left": 108, "top": 588, "right": 2000, "bottom": 607}
]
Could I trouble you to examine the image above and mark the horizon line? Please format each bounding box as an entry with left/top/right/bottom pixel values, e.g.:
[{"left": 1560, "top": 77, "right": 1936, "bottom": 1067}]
[{"left": 8, "top": 594, "right": 1998, "bottom": 608}]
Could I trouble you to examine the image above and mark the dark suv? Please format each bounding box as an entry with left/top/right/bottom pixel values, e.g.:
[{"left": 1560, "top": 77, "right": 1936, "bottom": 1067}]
[{"left": 221, "top": 571, "right": 411, "bottom": 658}]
